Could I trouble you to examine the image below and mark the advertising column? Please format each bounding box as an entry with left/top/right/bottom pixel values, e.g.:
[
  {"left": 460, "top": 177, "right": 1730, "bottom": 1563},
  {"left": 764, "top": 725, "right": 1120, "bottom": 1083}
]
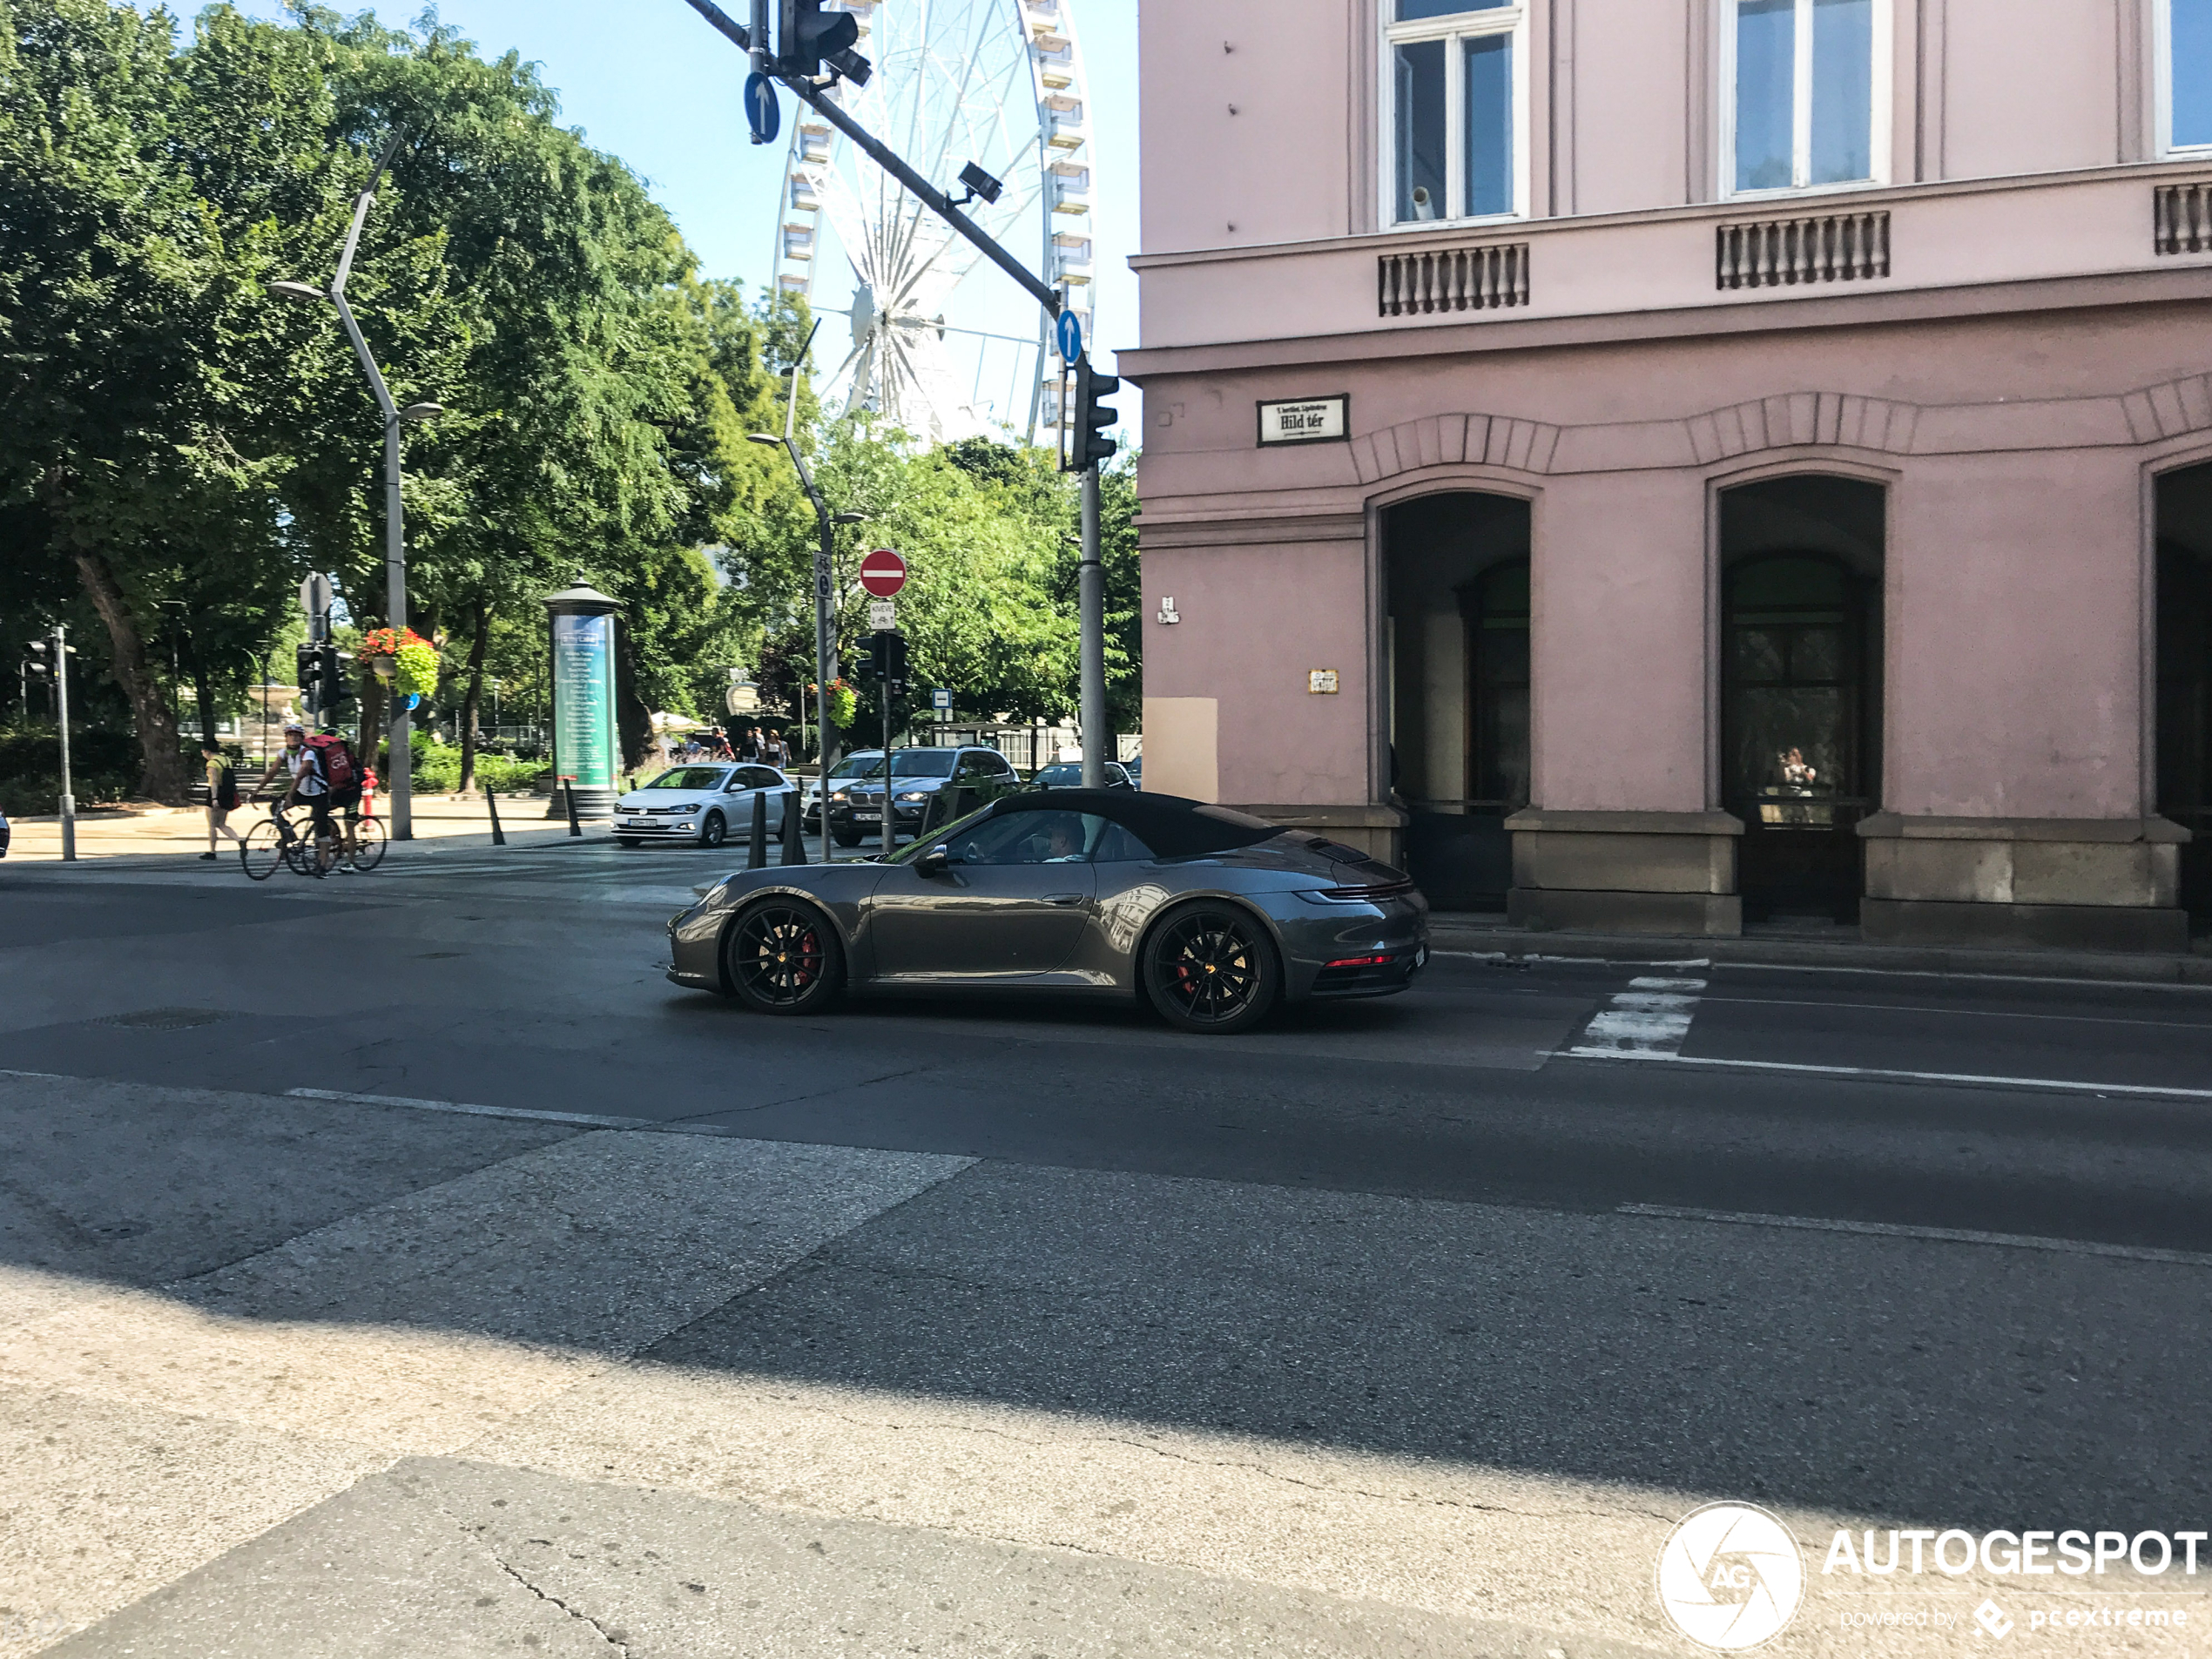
[{"left": 543, "top": 580, "right": 622, "bottom": 819}]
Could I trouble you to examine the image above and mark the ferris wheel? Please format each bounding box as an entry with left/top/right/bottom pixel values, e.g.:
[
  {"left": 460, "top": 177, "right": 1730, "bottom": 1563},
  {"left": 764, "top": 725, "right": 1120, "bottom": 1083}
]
[{"left": 768, "top": 0, "right": 1097, "bottom": 446}]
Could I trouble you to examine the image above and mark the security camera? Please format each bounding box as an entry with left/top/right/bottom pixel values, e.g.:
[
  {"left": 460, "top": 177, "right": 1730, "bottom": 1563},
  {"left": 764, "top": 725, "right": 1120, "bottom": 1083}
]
[{"left": 957, "top": 160, "right": 1005, "bottom": 206}]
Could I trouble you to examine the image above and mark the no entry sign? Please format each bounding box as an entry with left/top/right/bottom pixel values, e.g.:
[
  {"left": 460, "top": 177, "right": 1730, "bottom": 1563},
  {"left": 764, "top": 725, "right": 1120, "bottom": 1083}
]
[{"left": 859, "top": 548, "right": 907, "bottom": 598}]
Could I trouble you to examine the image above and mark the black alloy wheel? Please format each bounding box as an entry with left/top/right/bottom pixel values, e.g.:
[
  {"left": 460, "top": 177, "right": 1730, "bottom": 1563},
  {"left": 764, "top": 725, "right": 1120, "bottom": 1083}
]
[
  {"left": 699, "top": 812, "right": 726, "bottom": 849},
  {"left": 725, "top": 900, "right": 845, "bottom": 1015},
  {"left": 1142, "top": 902, "right": 1280, "bottom": 1035}
]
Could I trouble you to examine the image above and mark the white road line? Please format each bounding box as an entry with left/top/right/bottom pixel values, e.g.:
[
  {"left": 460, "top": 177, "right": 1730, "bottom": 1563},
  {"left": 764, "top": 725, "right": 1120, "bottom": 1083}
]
[
  {"left": 1559, "top": 1049, "right": 2212, "bottom": 1102},
  {"left": 1569, "top": 974, "right": 1708, "bottom": 1058},
  {"left": 1696, "top": 992, "right": 2212, "bottom": 1031},
  {"left": 1617, "top": 1202, "right": 2212, "bottom": 1269},
  {"left": 286, "top": 1087, "right": 654, "bottom": 1129}
]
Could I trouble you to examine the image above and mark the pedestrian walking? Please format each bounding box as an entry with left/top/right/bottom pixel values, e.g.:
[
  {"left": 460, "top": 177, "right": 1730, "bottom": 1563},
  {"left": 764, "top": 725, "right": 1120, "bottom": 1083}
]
[
  {"left": 200, "top": 741, "right": 244, "bottom": 860},
  {"left": 759, "top": 726, "right": 791, "bottom": 770}
]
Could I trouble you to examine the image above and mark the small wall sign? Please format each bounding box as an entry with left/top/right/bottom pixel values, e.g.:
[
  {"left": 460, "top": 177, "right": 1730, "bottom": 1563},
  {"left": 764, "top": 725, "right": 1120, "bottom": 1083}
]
[
  {"left": 1258, "top": 395, "right": 1349, "bottom": 447},
  {"left": 1309, "top": 669, "right": 1340, "bottom": 694}
]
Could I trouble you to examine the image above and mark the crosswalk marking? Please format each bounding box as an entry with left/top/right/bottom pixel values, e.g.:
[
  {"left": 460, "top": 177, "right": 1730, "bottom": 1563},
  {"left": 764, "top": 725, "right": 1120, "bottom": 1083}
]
[{"left": 1569, "top": 973, "right": 1708, "bottom": 1058}]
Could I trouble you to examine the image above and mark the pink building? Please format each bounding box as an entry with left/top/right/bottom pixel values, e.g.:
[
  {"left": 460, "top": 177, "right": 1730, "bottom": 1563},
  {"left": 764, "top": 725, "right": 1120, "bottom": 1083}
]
[{"left": 1127, "top": 0, "right": 2212, "bottom": 950}]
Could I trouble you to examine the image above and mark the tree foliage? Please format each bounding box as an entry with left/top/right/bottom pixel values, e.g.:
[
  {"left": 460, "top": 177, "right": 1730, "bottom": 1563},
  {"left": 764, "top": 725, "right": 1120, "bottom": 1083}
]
[{"left": 0, "top": 0, "right": 1137, "bottom": 801}]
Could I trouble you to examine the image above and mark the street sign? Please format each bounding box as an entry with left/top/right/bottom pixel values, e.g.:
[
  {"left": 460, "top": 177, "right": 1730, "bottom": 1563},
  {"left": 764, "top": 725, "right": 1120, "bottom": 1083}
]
[
  {"left": 1055, "top": 308, "right": 1082, "bottom": 364},
  {"left": 299, "top": 572, "right": 334, "bottom": 619},
  {"left": 867, "top": 598, "right": 896, "bottom": 630},
  {"left": 859, "top": 548, "right": 907, "bottom": 597},
  {"left": 743, "top": 72, "right": 779, "bottom": 145},
  {"left": 931, "top": 688, "right": 953, "bottom": 711}
]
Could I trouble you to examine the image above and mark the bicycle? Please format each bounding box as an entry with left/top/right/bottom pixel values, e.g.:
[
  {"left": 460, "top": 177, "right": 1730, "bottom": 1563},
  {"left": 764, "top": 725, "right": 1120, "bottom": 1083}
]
[
  {"left": 240, "top": 798, "right": 328, "bottom": 880},
  {"left": 341, "top": 797, "right": 386, "bottom": 872}
]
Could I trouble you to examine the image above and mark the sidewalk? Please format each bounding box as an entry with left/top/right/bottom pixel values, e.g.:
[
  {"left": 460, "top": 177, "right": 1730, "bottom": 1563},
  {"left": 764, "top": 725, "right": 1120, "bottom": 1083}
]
[
  {"left": 1429, "top": 913, "right": 2212, "bottom": 985},
  {"left": 2, "top": 792, "right": 583, "bottom": 863}
]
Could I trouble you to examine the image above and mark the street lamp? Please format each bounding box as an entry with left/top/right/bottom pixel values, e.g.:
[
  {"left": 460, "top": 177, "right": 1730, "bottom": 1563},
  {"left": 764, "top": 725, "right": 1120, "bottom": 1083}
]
[
  {"left": 266, "top": 131, "right": 443, "bottom": 840},
  {"left": 748, "top": 325, "right": 866, "bottom": 863}
]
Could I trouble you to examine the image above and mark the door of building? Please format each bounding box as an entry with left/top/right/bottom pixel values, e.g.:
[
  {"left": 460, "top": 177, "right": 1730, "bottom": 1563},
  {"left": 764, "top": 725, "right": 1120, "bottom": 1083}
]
[
  {"left": 2157, "top": 542, "right": 2212, "bottom": 919},
  {"left": 1723, "top": 554, "right": 1878, "bottom": 921}
]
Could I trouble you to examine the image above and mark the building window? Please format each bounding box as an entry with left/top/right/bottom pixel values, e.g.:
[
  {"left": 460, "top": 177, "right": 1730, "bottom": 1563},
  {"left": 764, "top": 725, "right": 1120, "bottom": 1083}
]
[
  {"left": 1385, "top": 1, "right": 1524, "bottom": 226},
  {"left": 2161, "top": 0, "right": 2212, "bottom": 154},
  {"left": 1724, "top": 0, "right": 1887, "bottom": 196}
]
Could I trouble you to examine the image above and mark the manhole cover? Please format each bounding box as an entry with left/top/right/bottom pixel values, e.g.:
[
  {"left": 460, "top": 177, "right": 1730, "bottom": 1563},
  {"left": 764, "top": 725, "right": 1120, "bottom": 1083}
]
[{"left": 99, "top": 1008, "right": 237, "bottom": 1032}]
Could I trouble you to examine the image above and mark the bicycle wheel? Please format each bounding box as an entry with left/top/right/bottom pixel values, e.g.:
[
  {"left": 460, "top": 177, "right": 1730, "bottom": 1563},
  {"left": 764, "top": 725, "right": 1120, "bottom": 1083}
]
[
  {"left": 240, "top": 820, "right": 287, "bottom": 881},
  {"left": 281, "top": 829, "right": 324, "bottom": 878},
  {"left": 347, "top": 817, "right": 385, "bottom": 872}
]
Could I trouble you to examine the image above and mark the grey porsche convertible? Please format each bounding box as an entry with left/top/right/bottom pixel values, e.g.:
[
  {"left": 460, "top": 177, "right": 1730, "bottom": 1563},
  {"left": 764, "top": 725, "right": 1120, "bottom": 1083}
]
[{"left": 665, "top": 790, "right": 1429, "bottom": 1034}]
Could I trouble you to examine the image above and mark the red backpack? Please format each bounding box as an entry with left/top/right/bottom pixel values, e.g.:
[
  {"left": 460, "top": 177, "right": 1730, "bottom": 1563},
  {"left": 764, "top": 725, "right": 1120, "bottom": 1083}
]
[{"left": 305, "top": 734, "right": 359, "bottom": 791}]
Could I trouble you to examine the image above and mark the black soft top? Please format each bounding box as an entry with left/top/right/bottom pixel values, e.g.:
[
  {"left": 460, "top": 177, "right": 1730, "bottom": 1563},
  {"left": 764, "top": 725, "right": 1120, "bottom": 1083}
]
[{"left": 982, "top": 789, "right": 1284, "bottom": 858}]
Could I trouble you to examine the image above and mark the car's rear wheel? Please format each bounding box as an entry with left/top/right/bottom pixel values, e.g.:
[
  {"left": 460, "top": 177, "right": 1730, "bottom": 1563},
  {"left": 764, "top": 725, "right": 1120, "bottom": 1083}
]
[
  {"left": 1141, "top": 902, "right": 1280, "bottom": 1035},
  {"left": 699, "top": 812, "right": 726, "bottom": 849},
  {"left": 725, "top": 899, "right": 845, "bottom": 1015}
]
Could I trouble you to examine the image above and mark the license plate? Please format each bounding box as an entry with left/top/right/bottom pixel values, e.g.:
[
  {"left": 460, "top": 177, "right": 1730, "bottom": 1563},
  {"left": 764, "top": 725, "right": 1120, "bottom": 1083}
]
[
  {"left": 855, "top": 812, "right": 881, "bottom": 822},
  {"left": 624, "top": 818, "right": 653, "bottom": 827}
]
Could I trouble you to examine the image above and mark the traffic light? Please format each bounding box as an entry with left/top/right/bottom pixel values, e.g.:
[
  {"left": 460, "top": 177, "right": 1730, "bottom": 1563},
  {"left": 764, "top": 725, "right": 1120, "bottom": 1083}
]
[
  {"left": 861, "top": 630, "right": 907, "bottom": 691},
  {"left": 779, "top": 0, "right": 868, "bottom": 80},
  {"left": 1068, "top": 354, "right": 1120, "bottom": 471},
  {"left": 318, "top": 644, "right": 352, "bottom": 711},
  {"left": 295, "top": 643, "right": 320, "bottom": 711}
]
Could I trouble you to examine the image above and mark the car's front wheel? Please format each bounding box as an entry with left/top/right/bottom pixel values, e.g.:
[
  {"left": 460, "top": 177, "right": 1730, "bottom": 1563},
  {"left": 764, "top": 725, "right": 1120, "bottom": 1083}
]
[
  {"left": 699, "top": 812, "right": 726, "bottom": 849},
  {"left": 1141, "top": 902, "right": 1280, "bottom": 1035},
  {"left": 724, "top": 899, "right": 845, "bottom": 1015}
]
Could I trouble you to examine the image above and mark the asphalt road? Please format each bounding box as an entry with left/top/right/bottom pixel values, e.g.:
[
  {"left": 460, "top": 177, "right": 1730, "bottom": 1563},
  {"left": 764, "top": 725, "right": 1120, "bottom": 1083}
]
[{"left": 3, "top": 837, "right": 2209, "bottom": 1658}]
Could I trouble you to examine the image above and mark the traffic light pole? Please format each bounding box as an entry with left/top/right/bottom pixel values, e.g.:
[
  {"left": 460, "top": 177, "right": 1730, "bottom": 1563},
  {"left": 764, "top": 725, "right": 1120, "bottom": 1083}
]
[
  {"left": 1079, "top": 467, "right": 1105, "bottom": 789},
  {"left": 879, "top": 670, "right": 894, "bottom": 862},
  {"left": 680, "top": 0, "right": 1114, "bottom": 786}
]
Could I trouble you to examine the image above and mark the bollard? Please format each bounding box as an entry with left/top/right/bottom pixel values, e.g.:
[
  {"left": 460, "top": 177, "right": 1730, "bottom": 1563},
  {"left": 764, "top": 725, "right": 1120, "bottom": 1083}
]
[
  {"left": 563, "top": 779, "right": 583, "bottom": 838},
  {"left": 779, "top": 789, "right": 806, "bottom": 865},
  {"left": 748, "top": 789, "right": 769, "bottom": 870},
  {"left": 485, "top": 787, "right": 506, "bottom": 846}
]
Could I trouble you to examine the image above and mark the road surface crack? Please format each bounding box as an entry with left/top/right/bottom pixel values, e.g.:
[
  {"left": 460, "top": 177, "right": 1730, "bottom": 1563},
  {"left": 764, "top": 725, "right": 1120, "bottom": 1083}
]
[{"left": 485, "top": 1549, "right": 631, "bottom": 1654}]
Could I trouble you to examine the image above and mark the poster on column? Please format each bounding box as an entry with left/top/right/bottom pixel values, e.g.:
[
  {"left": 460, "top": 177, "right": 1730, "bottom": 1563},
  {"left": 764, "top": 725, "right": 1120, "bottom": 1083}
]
[{"left": 551, "top": 611, "right": 615, "bottom": 789}]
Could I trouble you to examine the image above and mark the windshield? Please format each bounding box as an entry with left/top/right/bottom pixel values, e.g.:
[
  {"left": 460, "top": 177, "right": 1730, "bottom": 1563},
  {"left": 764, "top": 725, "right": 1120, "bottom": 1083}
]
[
  {"left": 861, "top": 750, "right": 960, "bottom": 779},
  {"left": 829, "top": 752, "right": 882, "bottom": 780},
  {"left": 1034, "top": 765, "right": 1082, "bottom": 785},
  {"left": 641, "top": 768, "right": 729, "bottom": 792}
]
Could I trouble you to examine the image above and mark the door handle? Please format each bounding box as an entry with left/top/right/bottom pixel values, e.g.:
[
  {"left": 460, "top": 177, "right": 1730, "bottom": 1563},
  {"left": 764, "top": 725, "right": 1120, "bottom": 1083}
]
[{"left": 1043, "top": 893, "right": 1085, "bottom": 907}]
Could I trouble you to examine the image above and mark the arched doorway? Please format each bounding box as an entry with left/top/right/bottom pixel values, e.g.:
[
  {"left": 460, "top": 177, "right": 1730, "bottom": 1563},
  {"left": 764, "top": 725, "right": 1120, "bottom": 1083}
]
[
  {"left": 2156, "top": 462, "right": 2212, "bottom": 921},
  {"left": 1718, "top": 477, "right": 1885, "bottom": 922},
  {"left": 1383, "top": 493, "right": 1531, "bottom": 909}
]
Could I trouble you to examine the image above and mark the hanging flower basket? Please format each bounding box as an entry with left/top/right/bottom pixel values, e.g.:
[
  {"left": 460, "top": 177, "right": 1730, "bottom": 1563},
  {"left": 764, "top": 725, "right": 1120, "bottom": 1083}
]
[
  {"left": 357, "top": 627, "right": 440, "bottom": 698},
  {"left": 823, "top": 678, "right": 859, "bottom": 729}
]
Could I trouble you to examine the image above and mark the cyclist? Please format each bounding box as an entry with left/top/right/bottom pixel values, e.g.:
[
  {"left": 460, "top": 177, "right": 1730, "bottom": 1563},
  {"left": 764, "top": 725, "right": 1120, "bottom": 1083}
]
[
  {"left": 318, "top": 725, "right": 366, "bottom": 863},
  {"left": 249, "top": 724, "right": 338, "bottom": 874}
]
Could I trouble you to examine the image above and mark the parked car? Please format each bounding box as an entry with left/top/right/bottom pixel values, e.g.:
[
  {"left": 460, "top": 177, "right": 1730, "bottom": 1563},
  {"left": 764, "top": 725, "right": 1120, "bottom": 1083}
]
[
  {"left": 614, "top": 764, "right": 793, "bottom": 849},
  {"left": 801, "top": 750, "right": 884, "bottom": 834},
  {"left": 1124, "top": 755, "right": 1143, "bottom": 789},
  {"left": 667, "top": 790, "right": 1429, "bottom": 1034},
  {"left": 1028, "top": 760, "right": 1134, "bottom": 791},
  {"left": 824, "top": 745, "right": 1022, "bottom": 846}
]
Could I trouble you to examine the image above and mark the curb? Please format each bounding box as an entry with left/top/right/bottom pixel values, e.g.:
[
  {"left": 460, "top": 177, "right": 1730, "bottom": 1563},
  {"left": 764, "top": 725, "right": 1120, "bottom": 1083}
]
[{"left": 1427, "top": 916, "right": 2212, "bottom": 986}]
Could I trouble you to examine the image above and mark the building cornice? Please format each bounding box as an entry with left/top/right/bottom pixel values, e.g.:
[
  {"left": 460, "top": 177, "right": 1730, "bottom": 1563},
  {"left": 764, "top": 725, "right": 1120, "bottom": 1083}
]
[
  {"left": 1128, "top": 158, "right": 2212, "bottom": 273},
  {"left": 1118, "top": 267, "right": 2212, "bottom": 381}
]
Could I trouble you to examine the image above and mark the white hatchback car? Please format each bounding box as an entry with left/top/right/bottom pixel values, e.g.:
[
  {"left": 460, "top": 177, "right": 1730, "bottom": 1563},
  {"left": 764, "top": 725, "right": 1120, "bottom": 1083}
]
[{"left": 614, "top": 764, "right": 794, "bottom": 849}]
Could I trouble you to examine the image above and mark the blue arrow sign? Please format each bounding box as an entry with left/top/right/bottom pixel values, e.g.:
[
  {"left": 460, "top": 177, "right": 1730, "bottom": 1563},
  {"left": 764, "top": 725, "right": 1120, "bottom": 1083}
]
[
  {"left": 1055, "top": 309, "right": 1082, "bottom": 365},
  {"left": 744, "top": 72, "right": 780, "bottom": 146}
]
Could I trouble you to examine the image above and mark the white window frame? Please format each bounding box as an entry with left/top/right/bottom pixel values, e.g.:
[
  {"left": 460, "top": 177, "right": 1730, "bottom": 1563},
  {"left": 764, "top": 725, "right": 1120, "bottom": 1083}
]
[
  {"left": 1379, "top": 3, "right": 1530, "bottom": 230},
  {"left": 1719, "top": 0, "right": 1892, "bottom": 199},
  {"left": 2156, "top": 0, "right": 2212, "bottom": 157}
]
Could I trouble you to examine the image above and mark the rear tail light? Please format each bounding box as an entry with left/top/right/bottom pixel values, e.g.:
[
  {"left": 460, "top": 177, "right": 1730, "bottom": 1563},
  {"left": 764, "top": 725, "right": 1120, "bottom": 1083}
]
[
  {"left": 1324, "top": 954, "right": 1397, "bottom": 968},
  {"left": 1298, "top": 881, "right": 1416, "bottom": 903}
]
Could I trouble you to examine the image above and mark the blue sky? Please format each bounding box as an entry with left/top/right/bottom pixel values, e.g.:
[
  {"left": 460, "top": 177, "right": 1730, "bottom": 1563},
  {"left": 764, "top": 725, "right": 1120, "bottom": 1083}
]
[{"left": 234, "top": 0, "right": 1140, "bottom": 435}]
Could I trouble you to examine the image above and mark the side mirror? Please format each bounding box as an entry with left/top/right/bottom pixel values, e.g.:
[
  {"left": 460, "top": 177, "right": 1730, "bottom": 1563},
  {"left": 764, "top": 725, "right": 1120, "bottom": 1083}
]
[{"left": 915, "top": 844, "right": 951, "bottom": 876}]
